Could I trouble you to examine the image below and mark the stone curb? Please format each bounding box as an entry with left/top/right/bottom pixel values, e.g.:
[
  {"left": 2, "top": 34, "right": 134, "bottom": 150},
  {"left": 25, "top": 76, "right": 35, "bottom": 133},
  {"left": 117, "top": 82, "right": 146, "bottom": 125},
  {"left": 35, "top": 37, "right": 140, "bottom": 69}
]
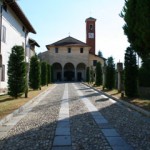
[
  {"left": 82, "top": 83, "right": 150, "bottom": 117},
  {"left": 0, "top": 85, "right": 55, "bottom": 126}
]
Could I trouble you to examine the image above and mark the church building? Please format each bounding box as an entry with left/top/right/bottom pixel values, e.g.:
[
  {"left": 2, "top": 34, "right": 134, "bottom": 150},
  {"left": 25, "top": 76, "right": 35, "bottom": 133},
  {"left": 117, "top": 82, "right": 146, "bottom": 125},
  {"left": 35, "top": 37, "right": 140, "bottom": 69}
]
[{"left": 39, "top": 17, "right": 105, "bottom": 82}]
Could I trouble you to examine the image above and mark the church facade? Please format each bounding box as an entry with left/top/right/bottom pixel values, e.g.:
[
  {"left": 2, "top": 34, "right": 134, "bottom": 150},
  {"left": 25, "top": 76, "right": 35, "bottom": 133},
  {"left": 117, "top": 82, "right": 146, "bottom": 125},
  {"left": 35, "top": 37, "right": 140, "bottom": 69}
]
[{"left": 39, "top": 17, "right": 105, "bottom": 82}]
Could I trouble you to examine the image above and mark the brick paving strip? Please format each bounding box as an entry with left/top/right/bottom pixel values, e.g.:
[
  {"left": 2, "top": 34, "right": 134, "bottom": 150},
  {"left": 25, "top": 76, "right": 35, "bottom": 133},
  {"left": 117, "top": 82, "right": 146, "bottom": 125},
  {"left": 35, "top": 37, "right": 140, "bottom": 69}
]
[
  {"left": 73, "top": 83, "right": 133, "bottom": 150},
  {"left": 52, "top": 83, "right": 72, "bottom": 150},
  {"left": 0, "top": 84, "right": 65, "bottom": 150},
  {"left": 69, "top": 83, "right": 112, "bottom": 150}
]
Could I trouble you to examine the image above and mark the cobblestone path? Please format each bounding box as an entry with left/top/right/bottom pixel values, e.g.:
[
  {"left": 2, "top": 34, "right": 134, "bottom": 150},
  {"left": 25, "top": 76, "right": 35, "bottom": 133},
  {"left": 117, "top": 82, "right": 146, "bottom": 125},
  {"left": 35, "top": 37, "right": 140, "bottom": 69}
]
[
  {"left": 0, "top": 84, "right": 65, "bottom": 150},
  {"left": 75, "top": 83, "right": 150, "bottom": 150},
  {"left": 0, "top": 83, "right": 149, "bottom": 150}
]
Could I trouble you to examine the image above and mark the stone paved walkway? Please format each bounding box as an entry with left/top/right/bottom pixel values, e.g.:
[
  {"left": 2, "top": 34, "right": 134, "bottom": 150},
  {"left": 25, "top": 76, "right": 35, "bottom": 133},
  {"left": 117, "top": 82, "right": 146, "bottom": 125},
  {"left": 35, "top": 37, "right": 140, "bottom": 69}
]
[{"left": 0, "top": 83, "right": 149, "bottom": 150}]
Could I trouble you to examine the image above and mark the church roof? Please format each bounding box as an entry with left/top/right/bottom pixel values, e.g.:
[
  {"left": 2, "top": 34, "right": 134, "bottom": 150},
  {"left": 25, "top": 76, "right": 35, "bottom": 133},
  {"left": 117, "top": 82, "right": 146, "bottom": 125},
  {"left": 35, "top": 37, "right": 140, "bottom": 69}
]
[{"left": 46, "top": 36, "right": 89, "bottom": 49}]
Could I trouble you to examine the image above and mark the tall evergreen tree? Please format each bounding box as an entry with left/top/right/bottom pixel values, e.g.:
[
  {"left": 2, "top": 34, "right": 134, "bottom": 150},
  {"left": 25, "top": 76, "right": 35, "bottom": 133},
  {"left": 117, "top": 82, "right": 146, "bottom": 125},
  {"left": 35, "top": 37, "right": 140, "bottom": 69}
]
[
  {"left": 120, "top": 0, "right": 150, "bottom": 60},
  {"left": 139, "top": 58, "right": 150, "bottom": 87},
  {"left": 95, "top": 62, "right": 102, "bottom": 86},
  {"left": 105, "top": 57, "right": 115, "bottom": 90},
  {"left": 86, "top": 67, "right": 90, "bottom": 83},
  {"left": 124, "top": 47, "right": 138, "bottom": 97},
  {"left": 47, "top": 64, "right": 51, "bottom": 84},
  {"left": 8, "top": 46, "right": 26, "bottom": 98},
  {"left": 29, "top": 55, "right": 41, "bottom": 90},
  {"left": 51, "top": 65, "right": 54, "bottom": 83},
  {"left": 41, "top": 61, "right": 47, "bottom": 86},
  {"left": 90, "top": 66, "right": 94, "bottom": 84}
]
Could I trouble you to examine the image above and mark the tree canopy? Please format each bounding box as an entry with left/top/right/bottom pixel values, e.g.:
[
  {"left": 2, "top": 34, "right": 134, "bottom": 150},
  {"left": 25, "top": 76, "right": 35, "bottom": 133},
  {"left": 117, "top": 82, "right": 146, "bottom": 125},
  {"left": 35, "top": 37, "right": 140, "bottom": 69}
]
[
  {"left": 120, "top": 0, "right": 150, "bottom": 60},
  {"left": 98, "top": 50, "right": 103, "bottom": 57}
]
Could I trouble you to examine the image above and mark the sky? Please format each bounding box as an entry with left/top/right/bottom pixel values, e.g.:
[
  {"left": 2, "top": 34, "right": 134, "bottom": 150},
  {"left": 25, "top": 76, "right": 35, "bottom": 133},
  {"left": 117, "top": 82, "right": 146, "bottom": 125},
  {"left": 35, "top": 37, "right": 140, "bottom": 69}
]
[{"left": 18, "top": 0, "right": 129, "bottom": 63}]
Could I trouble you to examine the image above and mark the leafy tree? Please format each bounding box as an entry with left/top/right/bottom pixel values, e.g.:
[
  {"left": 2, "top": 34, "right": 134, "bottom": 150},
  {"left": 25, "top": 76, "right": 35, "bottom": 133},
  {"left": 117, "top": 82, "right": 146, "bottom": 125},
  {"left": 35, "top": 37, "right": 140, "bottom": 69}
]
[
  {"left": 120, "top": 0, "right": 150, "bottom": 60},
  {"left": 47, "top": 64, "right": 51, "bottom": 84},
  {"left": 98, "top": 50, "right": 103, "bottom": 57},
  {"left": 86, "top": 67, "right": 90, "bottom": 83},
  {"left": 95, "top": 62, "right": 102, "bottom": 86},
  {"left": 8, "top": 46, "right": 26, "bottom": 98},
  {"left": 139, "top": 58, "right": 150, "bottom": 87},
  {"left": 124, "top": 47, "right": 138, "bottom": 97},
  {"left": 105, "top": 57, "right": 115, "bottom": 90},
  {"left": 29, "top": 55, "right": 41, "bottom": 90},
  {"left": 41, "top": 61, "right": 47, "bottom": 86}
]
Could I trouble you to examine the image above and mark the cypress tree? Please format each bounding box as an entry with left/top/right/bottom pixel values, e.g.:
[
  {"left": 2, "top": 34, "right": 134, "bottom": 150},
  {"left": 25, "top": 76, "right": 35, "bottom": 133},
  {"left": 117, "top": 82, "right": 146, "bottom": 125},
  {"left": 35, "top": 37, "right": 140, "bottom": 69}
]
[
  {"left": 41, "top": 61, "right": 47, "bottom": 86},
  {"left": 86, "top": 67, "right": 90, "bottom": 83},
  {"left": 51, "top": 65, "right": 54, "bottom": 83},
  {"left": 47, "top": 64, "right": 51, "bottom": 84},
  {"left": 29, "top": 55, "right": 41, "bottom": 90},
  {"left": 8, "top": 46, "right": 26, "bottom": 98},
  {"left": 105, "top": 57, "right": 115, "bottom": 90},
  {"left": 95, "top": 62, "right": 102, "bottom": 86},
  {"left": 90, "top": 66, "right": 94, "bottom": 84},
  {"left": 124, "top": 47, "right": 138, "bottom": 97}
]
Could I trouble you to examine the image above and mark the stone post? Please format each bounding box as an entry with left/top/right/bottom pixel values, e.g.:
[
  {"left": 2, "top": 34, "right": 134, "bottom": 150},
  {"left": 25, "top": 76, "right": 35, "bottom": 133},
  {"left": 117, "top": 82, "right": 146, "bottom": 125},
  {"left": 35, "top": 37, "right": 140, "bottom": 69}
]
[
  {"left": 102, "top": 65, "right": 106, "bottom": 90},
  {"left": 117, "top": 62, "right": 123, "bottom": 92}
]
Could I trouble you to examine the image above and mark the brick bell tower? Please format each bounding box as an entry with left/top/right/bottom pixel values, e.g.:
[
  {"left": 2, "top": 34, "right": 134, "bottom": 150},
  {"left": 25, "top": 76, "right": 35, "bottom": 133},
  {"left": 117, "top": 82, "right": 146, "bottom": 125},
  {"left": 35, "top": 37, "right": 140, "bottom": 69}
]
[{"left": 85, "top": 17, "right": 96, "bottom": 54}]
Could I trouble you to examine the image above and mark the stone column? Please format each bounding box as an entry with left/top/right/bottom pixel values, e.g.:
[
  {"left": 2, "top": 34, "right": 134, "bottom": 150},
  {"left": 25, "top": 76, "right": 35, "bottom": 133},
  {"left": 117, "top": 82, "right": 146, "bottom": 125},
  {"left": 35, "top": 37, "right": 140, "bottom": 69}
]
[
  {"left": 75, "top": 67, "right": 77, "bottom": 81},
  {"left": 117, "top": 62, "right": 123, "bottom": 92},
  {"left": 62, "top": 67, "right": 64, "bottom": 81}
]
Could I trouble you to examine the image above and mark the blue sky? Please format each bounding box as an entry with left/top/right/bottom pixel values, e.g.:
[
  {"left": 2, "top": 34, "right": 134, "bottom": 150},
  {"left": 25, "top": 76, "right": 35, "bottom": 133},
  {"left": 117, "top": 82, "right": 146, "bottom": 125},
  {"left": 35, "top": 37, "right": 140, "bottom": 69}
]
[{"left": 18, "top": 0, "right": 129, "bottom": 63}]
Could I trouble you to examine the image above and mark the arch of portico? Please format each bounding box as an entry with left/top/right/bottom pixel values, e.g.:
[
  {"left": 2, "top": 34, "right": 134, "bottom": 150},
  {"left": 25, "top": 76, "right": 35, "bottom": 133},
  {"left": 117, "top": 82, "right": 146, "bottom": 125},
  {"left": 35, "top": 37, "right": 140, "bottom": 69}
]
[
  {"left": 76, "top": 63, "right": 86, "bottom": 81},
  {"left": 52, "top": 62, "right": 87, "bottom": 82},
  {"left": 52, "top": 62, "right": 62, "bottom": 81},
  {"left": 64, "top": 63, "right": 75, "bottom": 81}
]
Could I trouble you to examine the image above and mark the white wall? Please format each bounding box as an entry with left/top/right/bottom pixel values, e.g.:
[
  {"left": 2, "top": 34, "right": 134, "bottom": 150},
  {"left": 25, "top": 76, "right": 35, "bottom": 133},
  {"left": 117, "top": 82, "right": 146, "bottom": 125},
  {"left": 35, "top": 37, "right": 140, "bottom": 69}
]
[{"left": 0, "top": 6, "right": 30, "bottom": 92}]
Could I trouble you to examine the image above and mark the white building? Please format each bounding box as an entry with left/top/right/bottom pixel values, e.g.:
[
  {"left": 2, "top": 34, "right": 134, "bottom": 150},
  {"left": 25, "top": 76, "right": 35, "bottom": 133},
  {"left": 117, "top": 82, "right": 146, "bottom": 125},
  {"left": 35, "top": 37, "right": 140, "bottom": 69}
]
[{"left": 0, "top": 1, "right": 38, "bottom": 93}]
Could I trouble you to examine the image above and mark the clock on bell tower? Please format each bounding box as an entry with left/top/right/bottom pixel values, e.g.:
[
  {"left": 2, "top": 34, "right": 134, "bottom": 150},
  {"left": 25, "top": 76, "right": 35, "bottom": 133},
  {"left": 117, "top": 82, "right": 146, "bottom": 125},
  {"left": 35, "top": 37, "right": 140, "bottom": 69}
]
[{"left": 85, "top": 17, "right": 96, "bottom": 54}]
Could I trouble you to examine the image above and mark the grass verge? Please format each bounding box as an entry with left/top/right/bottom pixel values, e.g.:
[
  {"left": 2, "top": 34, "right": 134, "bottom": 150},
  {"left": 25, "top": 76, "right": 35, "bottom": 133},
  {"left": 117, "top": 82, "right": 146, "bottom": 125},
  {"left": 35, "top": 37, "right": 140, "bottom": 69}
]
[
  {"left": 87, "top": 83, "right": 150, "bottom": 111},
  {"left": 0, "top": 85, "right": 52, "bottom": 120}
]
